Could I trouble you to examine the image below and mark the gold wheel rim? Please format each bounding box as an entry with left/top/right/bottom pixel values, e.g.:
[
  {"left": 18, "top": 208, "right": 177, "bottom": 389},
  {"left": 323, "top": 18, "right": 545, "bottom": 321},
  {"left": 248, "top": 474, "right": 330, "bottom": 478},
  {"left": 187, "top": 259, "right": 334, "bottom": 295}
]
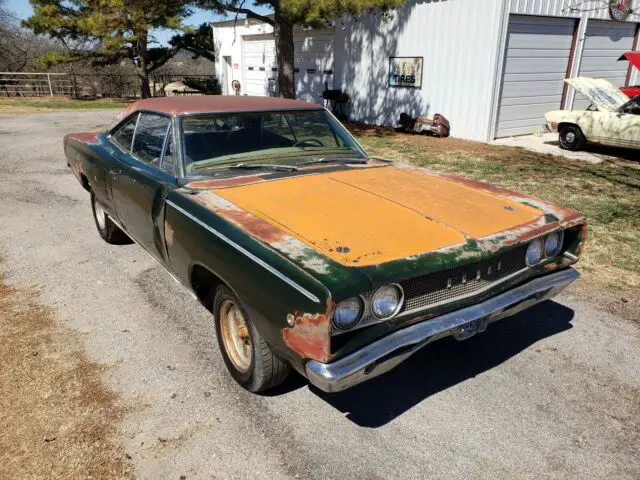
[{"left": 219, "top": 299, "right": 252, "bottom": 373}]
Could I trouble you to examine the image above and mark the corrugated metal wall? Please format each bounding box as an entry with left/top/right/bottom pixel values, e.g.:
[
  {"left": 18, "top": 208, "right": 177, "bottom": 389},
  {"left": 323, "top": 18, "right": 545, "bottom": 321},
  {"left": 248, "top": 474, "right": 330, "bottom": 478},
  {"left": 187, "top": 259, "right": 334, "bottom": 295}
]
[
  {"left": 332, "top": 0, "right": 639, "bottom": 141},
  {"left": 509, "top": 0, "right": 612, "bottom": 19},
  {"left": 333, "top": 0, "right": 505, "bottom": 142}
]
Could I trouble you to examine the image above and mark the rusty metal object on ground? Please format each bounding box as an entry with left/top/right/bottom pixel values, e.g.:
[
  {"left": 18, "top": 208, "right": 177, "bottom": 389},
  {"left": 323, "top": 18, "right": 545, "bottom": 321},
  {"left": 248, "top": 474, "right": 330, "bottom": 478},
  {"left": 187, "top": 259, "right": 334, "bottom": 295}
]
[{"left": 397, "top": 112, "right": 450, "bottom": 137}]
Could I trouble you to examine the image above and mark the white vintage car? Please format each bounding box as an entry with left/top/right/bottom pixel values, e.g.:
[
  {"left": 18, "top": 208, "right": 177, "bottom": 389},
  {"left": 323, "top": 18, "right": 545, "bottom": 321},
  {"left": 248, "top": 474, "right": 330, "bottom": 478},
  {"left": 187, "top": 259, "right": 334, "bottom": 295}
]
[{"left": 544, "top": 77, "right": 640, "bottom": 151}]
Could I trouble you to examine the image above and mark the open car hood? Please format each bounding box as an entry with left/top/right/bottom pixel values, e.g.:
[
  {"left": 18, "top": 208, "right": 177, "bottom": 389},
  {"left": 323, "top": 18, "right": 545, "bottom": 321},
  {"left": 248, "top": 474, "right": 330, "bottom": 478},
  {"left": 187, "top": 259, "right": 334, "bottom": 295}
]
[
  {"left": 565, "top": 77, "right": 630, "bottom": 112},
  {"left": 619, "top": 52, "right": 640, "bottom": 71}
]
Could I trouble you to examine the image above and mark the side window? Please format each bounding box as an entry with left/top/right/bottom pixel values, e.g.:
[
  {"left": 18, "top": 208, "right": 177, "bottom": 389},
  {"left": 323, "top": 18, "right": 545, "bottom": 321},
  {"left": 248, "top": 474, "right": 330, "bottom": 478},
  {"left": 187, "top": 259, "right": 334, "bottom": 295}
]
[
  {"left": 160, "top": 132, "right": 176, "bottom": 175},
  {"left": 132, "top": 113, "right": 171, "bottom": 165},
  {"left": 111, "top": 114, "right": 138, "bottom": 151}
]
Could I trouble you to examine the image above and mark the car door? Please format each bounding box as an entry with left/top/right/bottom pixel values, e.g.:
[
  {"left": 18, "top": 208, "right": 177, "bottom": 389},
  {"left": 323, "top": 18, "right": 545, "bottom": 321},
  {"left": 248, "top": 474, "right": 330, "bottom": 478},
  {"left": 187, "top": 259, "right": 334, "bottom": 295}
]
[
  {"left": 615, "top": 98, "right": 640, "bottom": 149},
  {"left": 109, "top": 112, "right": 176, "bottom": 261}
]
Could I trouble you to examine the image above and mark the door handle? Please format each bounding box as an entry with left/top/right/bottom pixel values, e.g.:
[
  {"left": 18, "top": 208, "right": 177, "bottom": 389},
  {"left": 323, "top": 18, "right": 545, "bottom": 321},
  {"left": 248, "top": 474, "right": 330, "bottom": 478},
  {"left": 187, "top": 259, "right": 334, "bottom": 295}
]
[{"left": 112, "top": 169, "right": 123, "bottom": 175}]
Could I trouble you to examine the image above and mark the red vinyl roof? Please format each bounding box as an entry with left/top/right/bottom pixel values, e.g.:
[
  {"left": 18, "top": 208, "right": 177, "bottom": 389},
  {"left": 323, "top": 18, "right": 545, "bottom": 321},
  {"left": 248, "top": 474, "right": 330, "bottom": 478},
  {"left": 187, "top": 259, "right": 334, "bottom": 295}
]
[
  {"left": 125, "top": 95, "right": 321, "bottom": 115},
  {"left": 619, "top": 52, "right": 640, "bottom": 70}
]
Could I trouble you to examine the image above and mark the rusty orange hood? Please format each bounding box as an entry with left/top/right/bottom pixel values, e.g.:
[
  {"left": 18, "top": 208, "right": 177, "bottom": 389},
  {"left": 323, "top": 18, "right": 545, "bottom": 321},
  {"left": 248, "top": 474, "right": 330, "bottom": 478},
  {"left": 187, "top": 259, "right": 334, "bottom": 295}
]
[{"left": 210, "top": 165, "right": 544, "bottom": 267}]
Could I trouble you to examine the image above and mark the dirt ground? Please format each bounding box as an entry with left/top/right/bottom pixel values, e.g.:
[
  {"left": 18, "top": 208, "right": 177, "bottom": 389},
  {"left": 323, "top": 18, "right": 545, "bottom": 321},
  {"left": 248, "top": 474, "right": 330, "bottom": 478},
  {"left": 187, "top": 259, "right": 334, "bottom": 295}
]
[{"left": 0, "top": 272, "right": 132, "bottom": 479}]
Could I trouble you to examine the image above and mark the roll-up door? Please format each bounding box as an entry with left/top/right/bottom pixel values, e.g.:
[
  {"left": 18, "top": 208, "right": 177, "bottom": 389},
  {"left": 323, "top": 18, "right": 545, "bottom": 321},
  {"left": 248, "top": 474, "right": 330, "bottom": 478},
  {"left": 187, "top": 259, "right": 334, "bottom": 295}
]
[
  {"left": 573, "top": 20, "right": 636, "bottom": 110},
  {"left": 495, "top": 15, "right": 576, "bottom": 138}
]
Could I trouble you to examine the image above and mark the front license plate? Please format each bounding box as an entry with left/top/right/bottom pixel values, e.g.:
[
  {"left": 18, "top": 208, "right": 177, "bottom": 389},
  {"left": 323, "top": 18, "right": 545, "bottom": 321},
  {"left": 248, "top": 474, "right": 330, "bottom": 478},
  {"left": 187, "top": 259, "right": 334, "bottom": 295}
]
[{"left": 453, "top": 317, "right": 489, "bottom": 341}]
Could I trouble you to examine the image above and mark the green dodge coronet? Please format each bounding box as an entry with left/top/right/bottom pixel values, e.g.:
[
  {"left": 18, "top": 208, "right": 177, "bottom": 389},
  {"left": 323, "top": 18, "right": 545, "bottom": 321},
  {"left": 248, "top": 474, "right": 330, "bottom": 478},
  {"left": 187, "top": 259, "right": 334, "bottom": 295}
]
[{"left": 64, "top": 95, "right": 587, "bottom": 393}]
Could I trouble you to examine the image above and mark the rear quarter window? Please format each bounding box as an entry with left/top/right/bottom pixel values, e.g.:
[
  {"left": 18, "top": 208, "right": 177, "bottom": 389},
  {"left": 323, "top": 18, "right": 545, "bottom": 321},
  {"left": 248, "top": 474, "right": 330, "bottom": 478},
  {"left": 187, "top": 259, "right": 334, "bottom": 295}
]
[
  {"left": 111, "top": 114, "right": 138, "bottom": 151},
  {"left": 132, "top": 113, "right": 171, "bottom": 165}
]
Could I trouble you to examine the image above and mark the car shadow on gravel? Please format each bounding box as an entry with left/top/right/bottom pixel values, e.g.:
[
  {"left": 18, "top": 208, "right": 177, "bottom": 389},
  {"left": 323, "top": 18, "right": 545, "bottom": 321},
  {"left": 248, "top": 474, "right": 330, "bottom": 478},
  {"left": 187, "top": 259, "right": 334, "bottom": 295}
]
[{"left": 311, "top": 300, "right": 575, "bottom": 428}]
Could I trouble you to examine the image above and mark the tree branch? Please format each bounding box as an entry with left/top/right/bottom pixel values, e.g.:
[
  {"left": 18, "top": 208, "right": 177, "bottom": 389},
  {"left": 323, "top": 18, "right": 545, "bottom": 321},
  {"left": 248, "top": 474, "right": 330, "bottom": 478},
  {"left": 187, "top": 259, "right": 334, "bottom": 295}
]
[{"left": 200, "top": 1, "right": 274, "bottom": 25}]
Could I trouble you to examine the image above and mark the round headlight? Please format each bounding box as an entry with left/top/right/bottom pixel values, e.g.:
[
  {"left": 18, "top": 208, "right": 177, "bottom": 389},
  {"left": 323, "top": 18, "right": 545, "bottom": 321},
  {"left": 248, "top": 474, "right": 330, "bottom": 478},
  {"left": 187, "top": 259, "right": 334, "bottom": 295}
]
[
  {"left": 544, "top": 231, "right": 562, "bottom": 258},
  {"left": 371, "top": 284, "right": 403, "bottom": 319},
  {"left": 526, "top": 238, "right": 544, "bottom": 266},
  {"left": 333, "top": 297, "right": 363, "bottom": 330}
]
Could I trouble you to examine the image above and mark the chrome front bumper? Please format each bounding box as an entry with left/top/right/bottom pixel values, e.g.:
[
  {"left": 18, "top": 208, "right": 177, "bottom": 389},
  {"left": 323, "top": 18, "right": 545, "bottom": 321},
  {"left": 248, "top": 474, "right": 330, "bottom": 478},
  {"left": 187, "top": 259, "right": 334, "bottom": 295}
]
[{"left": 306, "top": 268, "right": 580, "bottom": 393}]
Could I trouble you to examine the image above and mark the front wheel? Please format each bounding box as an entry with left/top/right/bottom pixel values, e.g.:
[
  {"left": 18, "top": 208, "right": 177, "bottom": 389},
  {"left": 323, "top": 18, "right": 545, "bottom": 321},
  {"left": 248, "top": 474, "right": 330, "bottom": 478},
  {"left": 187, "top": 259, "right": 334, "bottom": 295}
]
[
  {"left": 213, "top": 286, "right": 290, "bottom": 392},
  {"left": 559, "top": 125, "right": 586, "bottom": 151}
]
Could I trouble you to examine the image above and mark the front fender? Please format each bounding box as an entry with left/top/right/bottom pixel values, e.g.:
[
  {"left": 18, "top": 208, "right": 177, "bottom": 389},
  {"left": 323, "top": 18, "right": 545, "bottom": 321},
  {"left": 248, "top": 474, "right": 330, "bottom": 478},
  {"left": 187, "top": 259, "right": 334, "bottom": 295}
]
[{"left": 163, "top": 191, "right": 336, "bottom": 366}]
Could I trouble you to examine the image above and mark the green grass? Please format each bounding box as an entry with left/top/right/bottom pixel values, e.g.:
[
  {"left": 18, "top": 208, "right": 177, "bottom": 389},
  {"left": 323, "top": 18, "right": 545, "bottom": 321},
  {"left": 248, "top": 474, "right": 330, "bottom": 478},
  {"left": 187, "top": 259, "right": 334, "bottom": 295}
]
[
  {"left": 352, "top": 126, "right": 640, "bottom": 291},
  {"left": 0, "top": 97, "right": 129, "bottom": 111}
]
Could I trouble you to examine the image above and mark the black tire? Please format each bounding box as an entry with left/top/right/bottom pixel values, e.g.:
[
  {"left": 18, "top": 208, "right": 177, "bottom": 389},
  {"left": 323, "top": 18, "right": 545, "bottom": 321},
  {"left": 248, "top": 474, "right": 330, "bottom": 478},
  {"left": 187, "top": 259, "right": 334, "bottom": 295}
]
[
  {"left": 213, "top": 285, "right": 290, "bottom": 392},
  {"left": 90, "top": 192, "right": 131, "bottom": 244},
  {"left": 559, "top": 125, "right": 586, "bottom": 151}
]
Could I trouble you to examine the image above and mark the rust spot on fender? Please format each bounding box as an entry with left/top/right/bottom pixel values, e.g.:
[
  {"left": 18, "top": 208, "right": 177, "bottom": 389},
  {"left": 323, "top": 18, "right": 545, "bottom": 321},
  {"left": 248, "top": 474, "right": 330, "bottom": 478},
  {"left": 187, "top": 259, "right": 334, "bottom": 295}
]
[
  {"left": 282, "top": 299, "right": 335, "bottom": 363},
  {"left": 221, "top": 208, "right": 286, "bottom": 244},
  {"left": 187, "top": 189, "right": 333, "bottom": 275},
  {"left": 164, "top": 220, "right": 174, "bottom": 248},
  {"left": 193, "top": 190, "right": 285, "bottom": 243},
  {"left": 65, "top": 132, "right": 100, "bottom": 145}
]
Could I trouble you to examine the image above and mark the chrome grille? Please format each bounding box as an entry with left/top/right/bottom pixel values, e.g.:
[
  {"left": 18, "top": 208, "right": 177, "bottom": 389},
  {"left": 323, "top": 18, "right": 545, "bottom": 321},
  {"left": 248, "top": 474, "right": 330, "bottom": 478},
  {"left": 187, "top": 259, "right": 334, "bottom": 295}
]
[
  {"left": 399, "top": 245, "right": 528, "bottom": 313},
  {"left": 334, "top": 246, "right": 529, "bottom": 335}
]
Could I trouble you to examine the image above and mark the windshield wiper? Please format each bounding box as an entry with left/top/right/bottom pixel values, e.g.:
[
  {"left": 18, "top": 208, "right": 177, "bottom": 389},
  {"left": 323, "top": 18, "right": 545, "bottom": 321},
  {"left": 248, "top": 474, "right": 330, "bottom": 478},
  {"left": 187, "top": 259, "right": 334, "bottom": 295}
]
[
  {"left": 299, "top": 158, "right": 369, "bottom": 166},
  {"left": 229, "top": 163, "right": 299, "bottom": 171}
]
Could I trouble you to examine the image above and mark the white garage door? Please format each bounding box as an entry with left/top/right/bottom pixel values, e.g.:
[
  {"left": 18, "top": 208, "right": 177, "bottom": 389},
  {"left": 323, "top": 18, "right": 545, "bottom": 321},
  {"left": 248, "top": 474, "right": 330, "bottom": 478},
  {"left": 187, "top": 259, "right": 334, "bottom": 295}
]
[
  {"left": 294, "top": 29, "right": 334, "bottom": 104},
  {"left": 242, "top": 34, "right": 277, "bottom": 97},
  {"left": 495, "top": 15, "right": 576, "bottom": 138},
  {"left": 573, "top": 20, "right": 636, "bottom": 110}
]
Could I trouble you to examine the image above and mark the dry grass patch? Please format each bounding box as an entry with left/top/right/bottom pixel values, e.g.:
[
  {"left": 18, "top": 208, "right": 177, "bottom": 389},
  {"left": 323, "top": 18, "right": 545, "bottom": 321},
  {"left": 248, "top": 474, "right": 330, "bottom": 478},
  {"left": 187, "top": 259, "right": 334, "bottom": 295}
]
[
  {"left": 0, "top": 273, "right": 132, "bottom": 479},
  {"left": 352, "top": 124, "right": 640, "bottom": 297}
]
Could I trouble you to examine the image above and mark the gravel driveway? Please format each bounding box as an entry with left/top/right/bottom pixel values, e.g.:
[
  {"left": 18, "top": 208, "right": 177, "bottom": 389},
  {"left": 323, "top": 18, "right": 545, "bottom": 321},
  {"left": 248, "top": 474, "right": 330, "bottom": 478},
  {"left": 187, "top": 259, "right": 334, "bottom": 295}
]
[{"left": 1, "top": 111, "right": 638, "bottom": 480}]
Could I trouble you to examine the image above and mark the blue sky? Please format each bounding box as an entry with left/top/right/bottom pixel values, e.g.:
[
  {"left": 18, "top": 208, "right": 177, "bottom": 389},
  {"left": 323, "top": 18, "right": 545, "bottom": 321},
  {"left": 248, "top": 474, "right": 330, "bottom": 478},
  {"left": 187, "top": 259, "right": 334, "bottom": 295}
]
[{"left": 5, "top": 0, "right": 272, "bottom": 45}]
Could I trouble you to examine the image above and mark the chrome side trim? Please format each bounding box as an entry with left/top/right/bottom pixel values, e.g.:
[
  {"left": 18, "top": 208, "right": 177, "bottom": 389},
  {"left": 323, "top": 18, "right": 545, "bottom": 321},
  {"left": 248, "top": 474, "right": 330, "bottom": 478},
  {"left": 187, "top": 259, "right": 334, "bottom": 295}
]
[
  {"left": 165, "top": 199, "right": 321, "bottom": 304},
  {"left": 306, "top": 268, "right": 580, "bottom": 393}
]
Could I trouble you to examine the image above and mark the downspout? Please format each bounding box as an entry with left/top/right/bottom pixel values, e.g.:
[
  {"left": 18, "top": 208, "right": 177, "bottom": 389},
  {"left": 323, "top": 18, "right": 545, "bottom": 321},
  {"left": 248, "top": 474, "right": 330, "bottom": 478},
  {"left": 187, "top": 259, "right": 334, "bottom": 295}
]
[{"left": 486, "top": 0, "right": 510, "bottom": 142}]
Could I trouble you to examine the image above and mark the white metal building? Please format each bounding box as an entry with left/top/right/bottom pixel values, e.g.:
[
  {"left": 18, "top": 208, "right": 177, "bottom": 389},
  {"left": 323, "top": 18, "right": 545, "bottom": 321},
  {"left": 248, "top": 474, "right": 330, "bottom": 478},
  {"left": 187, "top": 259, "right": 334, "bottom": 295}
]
[
  {"left": 213, "top": 18, "right": 334, "bottom": 104},
  {"left": 213, "top": 0, "right": 639, "bottom": 142}
]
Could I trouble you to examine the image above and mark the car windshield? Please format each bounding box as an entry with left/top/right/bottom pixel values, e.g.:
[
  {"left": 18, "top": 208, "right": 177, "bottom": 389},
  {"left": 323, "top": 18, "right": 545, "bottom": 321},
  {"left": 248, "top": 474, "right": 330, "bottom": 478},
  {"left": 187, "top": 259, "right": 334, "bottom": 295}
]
[
  {"left": 619, "top": 96, "right": 640, "bottom": 114},
  {"left": 181, "top": 110, "right": 366, "bottom": 174}
]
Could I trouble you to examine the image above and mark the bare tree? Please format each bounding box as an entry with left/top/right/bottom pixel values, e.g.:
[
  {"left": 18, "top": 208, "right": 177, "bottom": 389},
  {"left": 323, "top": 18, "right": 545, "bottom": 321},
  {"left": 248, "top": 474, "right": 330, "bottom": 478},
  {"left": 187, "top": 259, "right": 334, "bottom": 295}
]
[{"left": 0, "top": 1, "right": 59, "bottom": 72}]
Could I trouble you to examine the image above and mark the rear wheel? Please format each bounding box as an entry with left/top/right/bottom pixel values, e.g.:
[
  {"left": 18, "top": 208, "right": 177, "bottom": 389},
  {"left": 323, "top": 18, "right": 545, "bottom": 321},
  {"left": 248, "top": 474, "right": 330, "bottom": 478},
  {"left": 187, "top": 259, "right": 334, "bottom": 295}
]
[
  {"left": 559, "top": 125, "right": 586, "bottom": 151},
  {"left": 213, "top": 286, "right": 290, "bottom": 392},
  {"left": 91, "top": 192, "right": 131, "bottom": 244}
]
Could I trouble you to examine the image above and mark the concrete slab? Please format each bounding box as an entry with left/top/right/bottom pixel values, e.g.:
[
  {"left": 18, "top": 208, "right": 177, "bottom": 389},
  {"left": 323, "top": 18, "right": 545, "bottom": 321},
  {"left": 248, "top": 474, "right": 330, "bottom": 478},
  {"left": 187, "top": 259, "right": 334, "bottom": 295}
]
[{"left": 492, "top": 133, "right": 618, "bottom": 164}]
